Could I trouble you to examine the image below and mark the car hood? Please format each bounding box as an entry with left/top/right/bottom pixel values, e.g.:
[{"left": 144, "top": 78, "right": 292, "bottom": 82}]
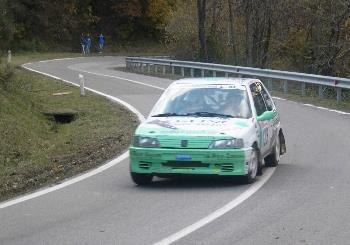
[{"left": 135, "top": 117, "right": 253, "bottom": 138}]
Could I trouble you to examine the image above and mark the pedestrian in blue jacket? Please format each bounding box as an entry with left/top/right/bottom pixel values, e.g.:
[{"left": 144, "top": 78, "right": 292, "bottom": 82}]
[{"left": 98, "top": 33, "right": 105, "bottom": 53}]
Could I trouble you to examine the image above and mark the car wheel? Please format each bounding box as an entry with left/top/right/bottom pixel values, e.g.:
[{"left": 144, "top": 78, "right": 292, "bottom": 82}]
[
  {"left": 265, "top": 134, "right": 280, "bottom": 167},
  {"left": 243, "top": 148, "right": 259, "bottom": 184},
  {"left": 130, "top": 172, "right": 153, "bottom": 185}
]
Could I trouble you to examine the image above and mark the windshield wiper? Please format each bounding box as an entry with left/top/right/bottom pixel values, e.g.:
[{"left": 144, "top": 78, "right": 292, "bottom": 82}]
[
  {"left": 151, "top": 113, "right": 187, "bottom": 117},
  {"left": 185, "top": 112, "right": 234, "bottom": 118}
]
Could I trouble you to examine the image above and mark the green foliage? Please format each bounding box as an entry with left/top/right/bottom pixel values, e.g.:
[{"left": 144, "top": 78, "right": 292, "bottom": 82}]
[
  {"left": 0, "top": 0, "right": 14, "bottom": 50},
  {"left": 1, "top": 0, "right": 177, "bottom": 51}
]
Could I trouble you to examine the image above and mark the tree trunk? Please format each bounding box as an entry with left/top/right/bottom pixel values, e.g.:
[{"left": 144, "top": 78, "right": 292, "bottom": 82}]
[
  {"left": 197, "top": 0, "right": 208, "bottom": 62},
  {"left": 228, "top": 0, "right": 238, "bottom": 65}
]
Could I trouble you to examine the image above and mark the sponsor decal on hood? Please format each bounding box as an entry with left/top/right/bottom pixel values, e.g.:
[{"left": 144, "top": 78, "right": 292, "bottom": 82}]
[{"left": 137, "top": 117, "right": 251, "bottom": 137}]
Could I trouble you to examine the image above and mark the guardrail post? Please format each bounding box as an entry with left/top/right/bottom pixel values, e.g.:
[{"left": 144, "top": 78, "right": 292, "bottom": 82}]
[
  {"left": 190, "top": 68, "right": 194, "bottom": 77},
  {"left": 318, "top": 85, "right": 324, "bottom": 98},
  {"left": 283, "top": 81, "right": 288, "bottom": 93},
  {"left": 336, "top": 88, "right": 342, "bottom": 103},
  {"left": 213, "top": 71, "right": 216, "bottom": 77},
  {"left": 137, "top": 63, "right": 141, "bottom": 72},
  {"left": 140, "top": 63, "right": 144, "bottom": 72},
  {"left": 301, "top": 82, "right": 306, "bottom": 96},
  {"left": 147, "top": 64, "right": 151, "bottom": 73},
  {"left": 171, "top": 66, "right": 175, "bottom": 75},
  {"left": 268, "top": 79, "right": 273, "bottom": 91},
  {"left": 181, "top": 67, "right": 185, "bottom": 77},
  {"left": 79, "top": 74, "right": 85, "bottom": 96},
  {"left": 162, "top": 66, "right": 166, "bottom": 75},
  {"left": 201, "top": 70, "right": 205, "bottom": 77},
  {"left": 7, "top": 50, "right": 11, "bottom": 65},
  {"left": 238, "top": 74, "right": 242, "bottom": 78},
  {"left": 225, "top": 73, "right": 229, "bottom": 78}
]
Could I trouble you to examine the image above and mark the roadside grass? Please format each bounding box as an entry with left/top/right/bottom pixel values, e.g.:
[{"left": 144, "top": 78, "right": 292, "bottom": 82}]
[
  {"left": 0, "top": 54, "right": 138, "bottom": 202},
  {"left": 267, "top": 80, "right": 350, "bottom": 112}
]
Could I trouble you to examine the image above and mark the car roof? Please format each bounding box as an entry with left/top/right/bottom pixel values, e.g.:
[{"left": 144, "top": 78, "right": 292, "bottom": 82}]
[{"left": 170, "top": 77, "right": 260, "bottom": 87}]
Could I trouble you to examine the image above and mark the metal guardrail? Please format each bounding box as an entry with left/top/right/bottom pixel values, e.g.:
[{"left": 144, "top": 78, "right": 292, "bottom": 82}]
[{"left": 126, "top": 57, "right": 350, "bottom": 102}]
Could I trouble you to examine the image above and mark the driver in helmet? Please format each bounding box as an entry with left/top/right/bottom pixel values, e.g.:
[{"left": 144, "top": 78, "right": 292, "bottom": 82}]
[{"left": 222, "top": 90, "right": 249, "bottom": 118}]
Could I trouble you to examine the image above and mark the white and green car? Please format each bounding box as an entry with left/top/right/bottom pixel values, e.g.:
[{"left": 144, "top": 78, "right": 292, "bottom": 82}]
[{"left": 129, "top": 78, "right": 286, "bottom": 184}]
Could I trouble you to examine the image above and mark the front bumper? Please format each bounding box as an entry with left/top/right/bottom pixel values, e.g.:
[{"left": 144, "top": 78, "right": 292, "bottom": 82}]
[{"left": 129, "top": 147, "right": 253, "bottom": 176}]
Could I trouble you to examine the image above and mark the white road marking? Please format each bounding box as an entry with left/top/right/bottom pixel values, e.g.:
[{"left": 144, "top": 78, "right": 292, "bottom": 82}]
[
  {"left": 0, "top": 152, "right": 128, "bottom": 209},
  {"left": 3, "top": 57, "right": 346, "bottom": 244},
  {"left": 1, "top": 59, "right": 278, "bottom": 245},
  {"left": 153, "top": 168, "right": 275, "bottom": 245},
  {"left": 273, "top": 96, "right": 350, "bottom": 115},
  {"left": 0, "top": 63, "right": 145, "bottom": 210},
  {"left": 39, "top": 57, "right": 86, "bottom": 62},
  {"left": 22, "top": 64, "right": 145, "bottom": 122},
  {"left": 68, "top": 66, "right": 166, "bottom": 91}
]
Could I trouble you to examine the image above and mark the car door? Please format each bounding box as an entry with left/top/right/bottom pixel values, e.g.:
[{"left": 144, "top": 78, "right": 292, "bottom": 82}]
[
  {"left": 250, "top": 83, "right": 269, "bottom": 155},
  {"left": 259, "top": 84, "right": 279, "bottom": 155}
]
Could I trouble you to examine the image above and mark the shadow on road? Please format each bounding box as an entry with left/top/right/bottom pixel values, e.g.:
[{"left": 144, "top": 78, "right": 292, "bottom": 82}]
[{"left": 135, "top": 175, "right": 252, "bottom": 189}]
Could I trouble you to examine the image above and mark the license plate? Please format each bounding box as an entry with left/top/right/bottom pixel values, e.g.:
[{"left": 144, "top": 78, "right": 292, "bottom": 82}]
[{"left": 176, "top": 154, "right": 192, "bottom": 160}]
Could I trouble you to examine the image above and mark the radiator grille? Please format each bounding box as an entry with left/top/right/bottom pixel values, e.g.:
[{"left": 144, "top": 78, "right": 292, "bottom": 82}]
[{"left": 221, "top": 164, "right": 234, "bottom": 172}]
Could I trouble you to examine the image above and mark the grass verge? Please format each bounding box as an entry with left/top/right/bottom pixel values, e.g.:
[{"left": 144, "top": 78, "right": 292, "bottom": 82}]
[{"left": 0, "top": 53, "right": 138, "bottom": 202}]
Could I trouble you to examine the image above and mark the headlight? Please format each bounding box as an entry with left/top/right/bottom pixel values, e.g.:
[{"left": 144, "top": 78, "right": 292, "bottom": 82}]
[
  {"left": 209, "top": 139, "right": 244, "bottom": 149},
  {"left": 134, "top": 136, "right": 160, "bottom": 148}
]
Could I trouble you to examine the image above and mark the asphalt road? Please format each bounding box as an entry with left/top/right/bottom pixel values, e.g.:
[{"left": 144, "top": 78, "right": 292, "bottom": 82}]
[{"left": 1, "top": 57, "right": 349, "bottom": 245}]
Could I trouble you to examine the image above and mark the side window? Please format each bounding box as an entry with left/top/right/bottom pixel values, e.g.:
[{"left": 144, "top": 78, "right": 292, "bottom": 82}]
[
  {"left": 260, "top": 85, "right": 274, "bottom": 111},
  {"left": 250, "top": 83, "right": 267, "bottom": 116}
]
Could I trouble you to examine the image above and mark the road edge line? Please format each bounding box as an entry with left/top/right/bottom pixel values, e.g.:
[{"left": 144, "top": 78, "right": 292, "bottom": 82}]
[
  {"left": 0, "top": 62, "right": 145, "bottom": 209},
  {"left": 153, "top": 168, "right": 275, "bottom": 245}
]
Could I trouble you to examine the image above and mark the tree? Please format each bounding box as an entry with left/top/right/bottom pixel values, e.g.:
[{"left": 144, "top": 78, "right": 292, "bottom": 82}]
[{"left": 197, "top": 0, "right": 208, "bottom": 62}]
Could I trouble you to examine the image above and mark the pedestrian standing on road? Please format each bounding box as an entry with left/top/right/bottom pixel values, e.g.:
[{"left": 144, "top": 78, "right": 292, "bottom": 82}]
[
  {"left": 97, "top": 33, "right": 105, "bottom": 53},
  {"left": 85, "top": 34, "right": 92, "bottom": 55},
  {"left": 80, "top": 33, "right": 85, "bottom": 54}
]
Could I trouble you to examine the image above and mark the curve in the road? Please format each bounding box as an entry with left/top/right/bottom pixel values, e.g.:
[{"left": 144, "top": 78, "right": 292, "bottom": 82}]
[
  {"left": 0, "top": 58, "right": 275, "bottom": 242},
  {"left": 1, "top": 57, "right": 349, "bottom": 245}
]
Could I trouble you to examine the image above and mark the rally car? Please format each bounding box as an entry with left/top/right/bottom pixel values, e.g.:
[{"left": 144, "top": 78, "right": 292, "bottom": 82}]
[{"left": 129, "top": 78, "right": 286, "bottom": 184}]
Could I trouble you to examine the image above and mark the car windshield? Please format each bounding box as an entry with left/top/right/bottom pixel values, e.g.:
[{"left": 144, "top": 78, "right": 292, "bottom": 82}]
[{"left": 150, "top": 84, "right": 252, "bottom": 118}]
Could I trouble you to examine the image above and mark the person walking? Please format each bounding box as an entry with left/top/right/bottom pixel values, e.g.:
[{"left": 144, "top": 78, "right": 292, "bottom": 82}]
[
  {"left": 97, "top": 33, "right": 105, "bottom": 53},
  {"left": 85, "top": 34, "right": 92, "bottom": 54},
  {"left": 80, "top": 33, "right": 85, "bottom": 54}
]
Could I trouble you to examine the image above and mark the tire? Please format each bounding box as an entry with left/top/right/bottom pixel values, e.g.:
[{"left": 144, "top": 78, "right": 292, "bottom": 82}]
[
  {"left": 265, "top": 134, "right": 281, "bottom": 167},
  {"left": 130, "top": 172, "right": 153, "bottom": 185},
  {"left": 243, "top": 148, "right": 259, "bottom": 184}
]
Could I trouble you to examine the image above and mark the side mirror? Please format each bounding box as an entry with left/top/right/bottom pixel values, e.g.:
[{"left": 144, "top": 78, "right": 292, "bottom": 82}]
[{"left": 257, "top": 111, "right": 276, "bottom": 121}]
